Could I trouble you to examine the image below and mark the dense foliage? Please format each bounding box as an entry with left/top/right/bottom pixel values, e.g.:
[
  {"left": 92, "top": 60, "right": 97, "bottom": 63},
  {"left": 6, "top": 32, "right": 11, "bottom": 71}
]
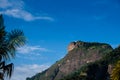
[{"left": 111, "top": 60, "right": 120, "bottom": 80}]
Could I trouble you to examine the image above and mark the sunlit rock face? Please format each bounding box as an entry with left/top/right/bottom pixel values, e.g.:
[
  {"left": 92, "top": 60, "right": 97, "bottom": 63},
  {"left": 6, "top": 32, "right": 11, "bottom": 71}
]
[
  {"left": 67, "top": 42, "right": 76, "bottom": 52},
  {"left": 67, "top": 41, "right": 86, "bottom": 52}
]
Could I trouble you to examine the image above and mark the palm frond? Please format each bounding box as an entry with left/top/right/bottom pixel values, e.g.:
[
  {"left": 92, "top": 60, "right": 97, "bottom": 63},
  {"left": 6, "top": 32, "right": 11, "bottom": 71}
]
[
  {"left": 0, "top": 15, "right": 6, "bottom": 40},
  {"left": 3, "top": 63, "right": 14, "bottom": 78},
  {"left": 8, "top": 29, "right": 26, "bottom": 46},
  {"left": 0, "top": 15, "right": 26, "bottom": 80},
  {"left": 0, "top": 46, "right": 10, "bottom": 61},
  {"left": 0, "top": 15, "right": 7, "bottom": 61},
  {"left": 0, "top": 15, "right": 4, "bottom": 28},
  {"left": 0, "top": 61, "right": 14, "bottom": 79},
  {"left": 0, "top": 72, "right": 4, "bottom": 80},
  {"left": 7, "top": 29, "right": 26, "bottom": 58},
  {"left": 0, "top": 27, "right": 6, "bottom": 41}
]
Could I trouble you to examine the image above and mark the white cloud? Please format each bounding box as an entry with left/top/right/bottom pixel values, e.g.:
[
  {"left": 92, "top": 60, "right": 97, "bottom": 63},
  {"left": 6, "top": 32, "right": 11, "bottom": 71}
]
[
  {"left": 0, "top": 0, "right": 54, "bottom": 21},
  {"left": 11, "top": 64, "right": 50, "bottom": 80},
  {"left": 16, "top": 45, "right": 54, "bottom": 61},
  {"left": 17, "top": 45, "right": 49, "bottom": 54},
  {"left": 0, "top": 0, "right": 24, "bottom": 9},
  {"left": 0, "top": 0, "right": 11, "bottom": 9}
]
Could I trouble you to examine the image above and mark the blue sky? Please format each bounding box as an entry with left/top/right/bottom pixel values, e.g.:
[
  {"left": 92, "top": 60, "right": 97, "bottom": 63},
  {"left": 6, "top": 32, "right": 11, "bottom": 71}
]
[{"left": 0, "top": 0, "right": 120, "bottom": 80}]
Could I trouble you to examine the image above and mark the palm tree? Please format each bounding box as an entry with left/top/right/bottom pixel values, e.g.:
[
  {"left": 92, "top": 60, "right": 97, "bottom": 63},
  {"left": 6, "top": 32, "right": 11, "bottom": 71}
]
[
  {"left": 111, "top": 60, "right": 120, "bottom": 80},
  {"left": 0, "top": 15, "right": 26, "bottom": 80}
]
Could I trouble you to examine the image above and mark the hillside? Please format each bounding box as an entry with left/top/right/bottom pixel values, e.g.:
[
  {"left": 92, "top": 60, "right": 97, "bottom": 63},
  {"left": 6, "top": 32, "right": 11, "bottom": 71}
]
[
  {"left": 61, "top": 46, "right": 120, "bottom": 80},
  {"left": 26, "top": 41, "right": 113, "bottom": 80}
]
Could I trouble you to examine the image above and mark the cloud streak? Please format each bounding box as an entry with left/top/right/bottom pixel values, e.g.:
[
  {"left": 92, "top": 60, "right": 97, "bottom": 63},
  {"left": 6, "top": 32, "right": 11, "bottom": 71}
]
[
  {"left": 0, "top": 0, "right": 54, "bottom": 21},
  {"left": 11, "top": 64, "right": 50, "bottom": 80},
  {"left": 17, "top": 45, "right": 50, "bottom": 54}
]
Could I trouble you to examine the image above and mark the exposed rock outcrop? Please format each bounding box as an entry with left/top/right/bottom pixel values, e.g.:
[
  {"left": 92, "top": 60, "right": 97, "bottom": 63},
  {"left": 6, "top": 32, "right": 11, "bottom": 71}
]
[
  {"left": 68, "top": 42, "right": 76, "bottom": 52},
  {"left": 26, "top": 41, "right": 113, "bottom": 80}
]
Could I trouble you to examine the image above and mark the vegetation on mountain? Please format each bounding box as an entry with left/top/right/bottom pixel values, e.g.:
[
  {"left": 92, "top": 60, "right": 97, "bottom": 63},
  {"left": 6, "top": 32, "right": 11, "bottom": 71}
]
[
  {"left": 27, "top": 41, "right": 115, "bottom": 80},
  {"left": 0, "top": 15, "right": 26, "bottom": 80},
  {"left": 60, "top": 46, "right": 120, "bottom": 80},
  {"left": 111, "top": 60, "right": 120, "bottom": 80}
]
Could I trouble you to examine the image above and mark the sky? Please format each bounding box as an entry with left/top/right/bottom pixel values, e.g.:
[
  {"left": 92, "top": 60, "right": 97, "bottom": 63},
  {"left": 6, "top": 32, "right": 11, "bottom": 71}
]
[{"left": 0, "top": 0, "right": 120, "bottom": 80}]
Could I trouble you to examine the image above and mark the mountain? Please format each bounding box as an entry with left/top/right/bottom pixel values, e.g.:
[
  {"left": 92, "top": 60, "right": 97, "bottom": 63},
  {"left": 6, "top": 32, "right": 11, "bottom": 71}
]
[
  {"left": 61, "top": 45, "right": 120, "bottom": 80},
  {"left": 26, "top": 41, "right": 113, "bottom": 80}
]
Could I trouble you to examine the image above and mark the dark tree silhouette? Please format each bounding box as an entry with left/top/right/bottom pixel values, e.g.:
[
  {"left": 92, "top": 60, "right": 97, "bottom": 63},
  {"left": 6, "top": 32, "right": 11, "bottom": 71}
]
[{"left": 0, "top": 15, "right": 26, "bottom": 80}]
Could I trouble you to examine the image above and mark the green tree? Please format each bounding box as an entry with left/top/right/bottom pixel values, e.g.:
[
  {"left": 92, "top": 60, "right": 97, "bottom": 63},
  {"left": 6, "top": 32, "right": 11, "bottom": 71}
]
[
  {"left": 0, "top": 15, "right": 26, "bottom": 80},
  {"left": 111, "top": 60, "right": 120, "bottom": 80}
]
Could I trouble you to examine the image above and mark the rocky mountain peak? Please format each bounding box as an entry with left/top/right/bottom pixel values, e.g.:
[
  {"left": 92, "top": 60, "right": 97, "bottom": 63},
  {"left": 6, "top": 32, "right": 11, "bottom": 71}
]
[
  {"left": 26, "top": 41, "right": 113, "bottom": 80},
  {"left": 68, "top": 41, "right": 86, "bottom": 52}
]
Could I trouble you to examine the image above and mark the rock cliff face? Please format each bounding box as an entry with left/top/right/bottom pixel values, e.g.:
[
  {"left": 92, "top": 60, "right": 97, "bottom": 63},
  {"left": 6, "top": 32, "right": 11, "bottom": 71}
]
[
  {"left": 26, "top": 41, "right": 113, "bottom": 80},
  {"left": 67, "top": 42, "right": 76, "bottom": 52}
]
